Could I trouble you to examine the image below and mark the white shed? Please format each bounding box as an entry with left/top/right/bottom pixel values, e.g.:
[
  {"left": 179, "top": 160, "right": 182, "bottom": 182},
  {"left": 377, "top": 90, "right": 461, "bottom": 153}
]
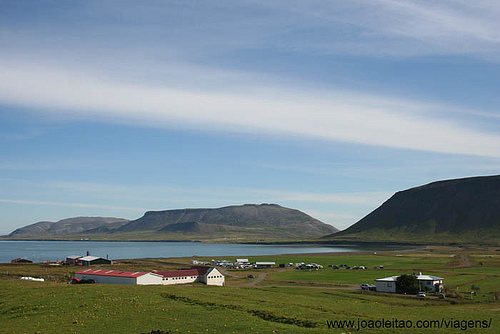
[
  {"left": 236, "top": 258, "right": 249, "bottom": 264},
  {"left": 75, "top": 269, "right": 163, "bottom": 285},
  {"left": 254, "top": 262, "right": 275, "bottom": 269}
]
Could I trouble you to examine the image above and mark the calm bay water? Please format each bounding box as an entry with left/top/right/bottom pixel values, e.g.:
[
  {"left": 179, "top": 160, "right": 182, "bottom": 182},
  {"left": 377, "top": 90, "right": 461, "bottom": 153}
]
[{"left": 0, "top": 240, "right": 378, "bottom": 263}]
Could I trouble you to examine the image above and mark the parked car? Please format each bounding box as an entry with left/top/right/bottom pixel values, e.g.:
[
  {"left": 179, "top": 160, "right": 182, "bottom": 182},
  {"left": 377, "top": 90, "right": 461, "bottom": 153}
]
[
  {"left": 361, "top": 284, "right": 376, "bottom": 291},
  {"left": 417, "top": 292, "right": 426, "bottom": 298},
  {"left": 247, "top": 275, "right": 255, "bottom": 279}
]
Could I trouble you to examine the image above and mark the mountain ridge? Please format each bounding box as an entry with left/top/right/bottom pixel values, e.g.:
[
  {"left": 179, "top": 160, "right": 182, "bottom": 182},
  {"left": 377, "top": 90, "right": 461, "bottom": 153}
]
[
  {"left": 325, "top": 175, "right": 500, "bottom": 244},
  {"left": 9, "top": 217, "right": 130, "bottom": 236},
  {"left": 7, "top": 204, "right": 338, "bottom": 241}
]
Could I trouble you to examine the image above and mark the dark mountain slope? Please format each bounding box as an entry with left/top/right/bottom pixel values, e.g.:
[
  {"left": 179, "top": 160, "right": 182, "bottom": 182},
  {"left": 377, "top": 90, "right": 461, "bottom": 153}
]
[{"left": 325, "top": 175, "right": 500, "bottom": 243}]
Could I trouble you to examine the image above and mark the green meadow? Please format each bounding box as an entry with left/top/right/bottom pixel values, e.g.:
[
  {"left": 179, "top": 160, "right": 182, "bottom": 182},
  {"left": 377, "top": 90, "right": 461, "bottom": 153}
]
[{"left": 1, "top": 247, "right": 499, "bottom": 333}]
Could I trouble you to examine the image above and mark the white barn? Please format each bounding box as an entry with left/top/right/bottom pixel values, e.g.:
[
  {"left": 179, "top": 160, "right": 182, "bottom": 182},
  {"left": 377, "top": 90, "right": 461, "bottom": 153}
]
[
  {"left": 155, "top": 268, "right": 200, "bottom": 285},
  {"left": 75, "top": 269, "right": 163, "bottom": 285},
  {"left": 415, "top": 273, "right": 443, "bottom": 292},
  {"left": 155, "top": 267, "right": 225, "bottom": 286}
]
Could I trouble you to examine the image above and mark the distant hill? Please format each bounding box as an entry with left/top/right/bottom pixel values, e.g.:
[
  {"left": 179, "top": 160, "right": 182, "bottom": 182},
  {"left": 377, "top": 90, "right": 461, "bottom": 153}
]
[
  {"left": 115, "top": 204, "right": 338, "bottom": 240},
  {"left": 325, "top": 175, "right": 500, "bottom": 244},
  {"left": 9, "top": 217, "right": 129, "bottom": 237},
  {"left": 7, "top": 204, "right": 338, "bottom": 241}
]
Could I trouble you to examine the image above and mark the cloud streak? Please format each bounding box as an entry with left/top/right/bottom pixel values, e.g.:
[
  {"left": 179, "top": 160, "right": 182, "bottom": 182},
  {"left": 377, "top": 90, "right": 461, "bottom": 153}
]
[
  {"left": 1, "top": 61, "right": 499, "bottom": 158},
  {"left": 0, "top": 199, "right": 144, "bottom": 211}
]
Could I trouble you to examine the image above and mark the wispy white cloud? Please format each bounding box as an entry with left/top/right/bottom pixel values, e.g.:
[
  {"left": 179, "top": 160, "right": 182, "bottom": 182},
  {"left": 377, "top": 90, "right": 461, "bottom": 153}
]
[
  {"left": 257, "top": 0, "right": 500, "bottom": 58},
  {"left": 1, "top": 61, "right": 499, "bottom": 158},
  {"left": 0, "top": 198, "right": 144, "bottom": 211}
]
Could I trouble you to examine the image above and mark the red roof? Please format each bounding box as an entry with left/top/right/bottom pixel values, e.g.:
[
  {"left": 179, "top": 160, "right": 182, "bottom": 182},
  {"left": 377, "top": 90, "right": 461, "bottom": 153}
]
[
  {"left": 154, "top": 267, "right": 210, "bottom": 278},
  {"left": 75, "top": 269, "right": 149, "bottom": 278}
]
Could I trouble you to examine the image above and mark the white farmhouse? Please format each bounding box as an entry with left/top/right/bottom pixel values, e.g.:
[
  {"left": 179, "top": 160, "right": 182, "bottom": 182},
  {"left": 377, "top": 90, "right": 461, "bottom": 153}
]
[
  {"left": 375, "top": 273, "right": 444, "bottom": 293},
  {"left": 415, "top": 273, "right": 444, "bottom": 292},
  {"left": 75, "top": 269, "right": 163, "bottom": 285}
]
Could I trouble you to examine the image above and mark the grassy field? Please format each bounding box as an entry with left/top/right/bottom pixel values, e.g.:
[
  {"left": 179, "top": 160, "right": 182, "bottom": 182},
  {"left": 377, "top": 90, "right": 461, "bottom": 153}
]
[{"left": 1, "top": 246, "right": 499, "bottom": 333}]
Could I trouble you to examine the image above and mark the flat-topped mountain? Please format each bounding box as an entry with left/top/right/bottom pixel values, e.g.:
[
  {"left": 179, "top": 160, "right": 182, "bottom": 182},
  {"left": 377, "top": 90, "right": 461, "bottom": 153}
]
[
  {"left": 9, "top": 217, "right": 129, "bottom": 237},
  {"left": 325, "top": 175, "right": 500, "bottom": 244},
  {"left": 7, "top": 204, "right": 338, "bottom": 241},
  {"left": 116, "top": 204, "right": 338, "bottom": 239}
]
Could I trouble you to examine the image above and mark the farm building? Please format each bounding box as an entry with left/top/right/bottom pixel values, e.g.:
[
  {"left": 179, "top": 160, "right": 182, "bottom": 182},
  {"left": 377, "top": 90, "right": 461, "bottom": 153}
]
[
  {"left": 198, "top": 267, "right": 225, "bottom": 286},
  {"left": 77, "top": 256, "right": 112, "bottom": 266},
  {"left": 155, "top": 269, "right": 200, "bottom": 285},
  {"left": 375, "top": 273, "right": 444, "bottom": 293},
  {"left": 75, "top": 269, "right": 164, "bottom": 285},
  {"left": 155, "top": 267, "right": 225, "bottom": 286}
]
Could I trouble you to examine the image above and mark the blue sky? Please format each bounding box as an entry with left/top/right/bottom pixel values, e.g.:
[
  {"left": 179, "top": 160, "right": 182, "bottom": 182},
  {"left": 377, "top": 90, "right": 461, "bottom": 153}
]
[{"left": 1, "top": 1, "right": 500, "bottom": 234}]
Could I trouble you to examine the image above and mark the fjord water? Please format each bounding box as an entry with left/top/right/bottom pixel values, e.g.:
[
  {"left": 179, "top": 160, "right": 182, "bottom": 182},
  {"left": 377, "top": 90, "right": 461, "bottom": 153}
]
[{"left": 0, "top": 240, "right": 376, "bottom": 263}]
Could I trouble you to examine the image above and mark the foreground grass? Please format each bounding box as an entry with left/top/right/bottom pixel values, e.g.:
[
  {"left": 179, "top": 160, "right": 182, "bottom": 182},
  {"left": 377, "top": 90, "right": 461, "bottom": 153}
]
[
  {"left": 2, "top": 280, "right": 499, "bottom": 333},
  {"left": 1, "top": 247, "right": 499, "bottom": 333}
]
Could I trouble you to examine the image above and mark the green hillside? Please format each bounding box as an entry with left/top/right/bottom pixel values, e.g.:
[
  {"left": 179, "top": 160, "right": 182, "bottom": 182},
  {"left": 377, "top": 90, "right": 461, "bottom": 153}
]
[{"left": 325, "top": 175, "right": 500, "bottom": 245}]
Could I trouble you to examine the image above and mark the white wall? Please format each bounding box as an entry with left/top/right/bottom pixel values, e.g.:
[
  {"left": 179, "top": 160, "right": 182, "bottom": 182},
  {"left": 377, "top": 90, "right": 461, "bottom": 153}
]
[
  {"left": 161, "top": 275, "right": 198, "bottom": 285},
  {"left": 203, "top": 268, "right": 225, "bottom": 286},
  {"left": 136, "top": 273, "right": 164, "bottom": 285},
  {"left": 375, "top": 281, "right": 396, "bottom": 293}
]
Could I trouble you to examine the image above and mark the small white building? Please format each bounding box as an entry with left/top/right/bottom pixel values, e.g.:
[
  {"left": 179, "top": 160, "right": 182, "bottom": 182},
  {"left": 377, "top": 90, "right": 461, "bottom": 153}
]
[
  {"left": 75, "top": 269, "right": 163, "bottom": 285},
  {"left": 375, "top": 273, "right": 444, "bottom": 293},
  {"left": 236, "top": 258, "right": 249, "bottom": 264},
  {"left": 199, "top": 267, "right": 225, "bottom": 286},
  {"left": 254, "top": 262, "right": 275, "bottom": 269}
]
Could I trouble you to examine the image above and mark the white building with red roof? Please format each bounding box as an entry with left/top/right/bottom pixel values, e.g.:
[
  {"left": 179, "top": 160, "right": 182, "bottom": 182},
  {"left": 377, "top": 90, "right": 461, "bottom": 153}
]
[
  {"left": 74, "top": 267, "right": 225, "bottom": 286},
  {"left": 75, "top": 269, "right": 163, "bottom": 285},
  {"left": 155, "top": 267, "right": 225, "bottom": 286}
]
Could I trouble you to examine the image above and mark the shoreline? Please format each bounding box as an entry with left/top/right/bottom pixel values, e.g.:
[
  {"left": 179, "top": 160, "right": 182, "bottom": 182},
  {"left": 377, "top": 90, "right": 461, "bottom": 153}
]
[{"left": 1, "top": 237, "right": 496, "bottom": 247}]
